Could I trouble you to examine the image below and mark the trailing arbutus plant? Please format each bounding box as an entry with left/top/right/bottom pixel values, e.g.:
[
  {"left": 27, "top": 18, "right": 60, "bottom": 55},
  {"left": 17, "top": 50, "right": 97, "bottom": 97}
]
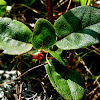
[{"left": 0, "top": 5, "right": 100, "bottom": 100}]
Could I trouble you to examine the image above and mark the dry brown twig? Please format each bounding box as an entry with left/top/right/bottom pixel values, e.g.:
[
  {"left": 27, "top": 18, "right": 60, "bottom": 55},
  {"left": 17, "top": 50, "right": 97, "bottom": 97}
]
[
  {"left": 66, "top": 0, "right": 72, "bottom": 12},
  {"left": 75, "top": 52, "right": 94, "bottom": 76},
  {"left": 87, "top": 76, "right": 100, "bottom": 97},
  {"left": 91, "top": 45, "right": 100, "bottom": 53},
  {"left": 54, "top": 0, "right": 68, "bottom": 9},
  {"left": 80, "top": 59, "right": 94, "bottom": 77},
  {"left": 93, "top": 75, "right": 100, "bottom": 86},
  {"left": 19, "top": 55, "right": 23, "bottom": 100}
]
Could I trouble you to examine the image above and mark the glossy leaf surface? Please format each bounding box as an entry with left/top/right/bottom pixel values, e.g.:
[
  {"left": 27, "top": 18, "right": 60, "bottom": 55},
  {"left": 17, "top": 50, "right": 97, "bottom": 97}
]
[
  {"left": 32, "top": 18, "right": 56, "bottom": 49},
  {"left": 45, "top": 60, "right": 85, "bottom": 100},
  {"left": 54, "top": 6, "right": 100, "bottom": 50},
  {"left": 0, "top": 17, "right": 33, "bottom": 55},
  {"left": 0, "top": 35, "right": 32, "bottom": 55}
]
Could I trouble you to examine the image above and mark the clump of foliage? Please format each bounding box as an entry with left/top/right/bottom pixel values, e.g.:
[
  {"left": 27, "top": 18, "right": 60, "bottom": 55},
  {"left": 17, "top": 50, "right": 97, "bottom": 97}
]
[{"left": 0, "top": 0, "right": 100, "bottom": 100}]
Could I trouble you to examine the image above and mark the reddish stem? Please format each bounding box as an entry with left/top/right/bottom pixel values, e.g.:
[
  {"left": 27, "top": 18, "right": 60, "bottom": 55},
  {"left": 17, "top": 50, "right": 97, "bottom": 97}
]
[{"left": 47, "top": 0, "right": 54, "bottom": 24}]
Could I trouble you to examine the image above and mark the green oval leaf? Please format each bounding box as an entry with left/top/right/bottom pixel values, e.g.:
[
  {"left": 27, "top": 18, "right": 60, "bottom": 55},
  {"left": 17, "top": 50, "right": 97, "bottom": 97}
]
[
  {"left": 0, "top": 17, "right": 33, "bottom": 55},
  {"left": 54, "top": 6, "right": 100, "bottom": 50},
  {"left": 32, "top": 18, "right": 56, "bottom": 49},
  {"left": 0, "top": 35, "right": 32, "bottom": 55},
  {"left": 0, "top": 0, "right": 7, "bottom": 16},
  {"left": 0, "top": 17, "right": 33, "bottom": 43},
  {"left": 56, "top": 29, "right": 100, "bottom": 50},
  {"left": 45, "top": 60, "right": 85, "bottom": 100}
]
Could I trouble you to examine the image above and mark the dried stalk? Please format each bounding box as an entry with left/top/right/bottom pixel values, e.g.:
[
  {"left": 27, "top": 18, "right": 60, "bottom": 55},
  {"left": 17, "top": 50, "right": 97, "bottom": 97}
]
[
  {"left": 66, "top": 0, "right": 72, "bottom": 12},
  {"left": 19, "top": 55, "right": 23, "bottom": 100}
]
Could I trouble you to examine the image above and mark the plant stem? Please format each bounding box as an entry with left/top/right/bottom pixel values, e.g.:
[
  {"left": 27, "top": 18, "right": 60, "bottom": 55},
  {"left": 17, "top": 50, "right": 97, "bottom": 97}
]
[
  {"left": 91, "top": 45, "right": 100, "bottom": 53},
  {"left": 46, "top": 0, "right": 53, "bottom": 24},
  {"left": 66, "top": 0, "right": 72, "bottom": 12},
  {"left": 19, "top": 55, "right": 23, "bottom": 100},
  {"left": 15, "top": 59, "right": 19, "bottom": 100}
]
